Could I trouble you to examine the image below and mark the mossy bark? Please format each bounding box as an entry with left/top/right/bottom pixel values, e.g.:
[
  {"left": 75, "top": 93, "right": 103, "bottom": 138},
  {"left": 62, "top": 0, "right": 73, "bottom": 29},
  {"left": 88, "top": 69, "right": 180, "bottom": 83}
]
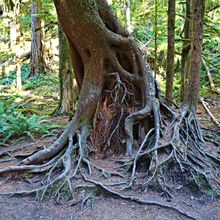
[
  {"left": 56, "top": 24, "right": 76, "bottom": 115},
  {"left": 184, "top": 0, "right": 205, "bottom": 111},
  {"left": 30, "top": 0, "right": 45, "bottom": 76}
]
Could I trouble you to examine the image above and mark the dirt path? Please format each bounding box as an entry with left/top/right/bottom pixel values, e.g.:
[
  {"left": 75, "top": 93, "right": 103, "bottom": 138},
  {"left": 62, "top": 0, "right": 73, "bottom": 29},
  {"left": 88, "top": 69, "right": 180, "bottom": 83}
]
[{"left": 0, "top": 187, "right": 220, "bottom": 220}]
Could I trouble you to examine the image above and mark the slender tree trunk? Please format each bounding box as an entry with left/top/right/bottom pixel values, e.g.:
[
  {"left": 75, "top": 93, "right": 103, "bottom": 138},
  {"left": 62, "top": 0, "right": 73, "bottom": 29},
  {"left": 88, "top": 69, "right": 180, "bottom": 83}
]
[
  {"left": 16, "top": 62, "right": 22, "bottom": 92},
  {"left": 180, "top": 0, "right": 191, "bottom": 102},
  {"left": 184, "top": 0, "right": 205, "bottom": 111},
  {"left": 9, "top": 2, "right": 23, "bottom": 90},
  {"left": 30, "top": 0, "right": 45, "bottom": 76},
  {"left": 10, "top": 2, "right": 20, "bottom": 50},
  {"left": 124, "top": 0, "right": 132, "bottom": 33},
  {"left": 202, "top": 58, "right": 215, "bottom": 91},
  {"left": 55, "top": 24, "right": 75, "bottom": 115},
  {"left": 165, "top": 0, "right": 176, "bottom": 100},
  {"left": 154, "top": 0, "right": 158, "bottom": 78},
  {"left": 0, "top": 4, "right": 3, "bottom": 17}
]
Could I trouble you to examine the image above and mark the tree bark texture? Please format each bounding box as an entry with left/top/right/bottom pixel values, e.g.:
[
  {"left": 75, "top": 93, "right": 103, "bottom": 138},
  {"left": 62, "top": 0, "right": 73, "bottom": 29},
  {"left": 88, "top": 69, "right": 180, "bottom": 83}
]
[
  {"left": 0, "top": 4, "right": 3, "bottom": 17},
  {"left": 180, "top": 0, "right": 191, "bottom": 102},
  {"left": 124, "top": 0, "right": 132, "bottom": 33},
  {"left": 57, "top": 24, "right": 75, "bottom": 114},
  {"left": 154, "top": 0, "right": 158, "bottom": 78},
  {"left": 30, "top": 0, "right": 45, "bottom": 76},
  {"left": 184, "top": 0, "right": 205, "bottom": 111},
  {"left": 52, "top": 0, "right": 158, "bottom": 156},
  {"left": 10, "top": 2, "right": 20, "bottom": 49},
  {"left": 165, "top": 0, "right": 175, "bottom": 100}
]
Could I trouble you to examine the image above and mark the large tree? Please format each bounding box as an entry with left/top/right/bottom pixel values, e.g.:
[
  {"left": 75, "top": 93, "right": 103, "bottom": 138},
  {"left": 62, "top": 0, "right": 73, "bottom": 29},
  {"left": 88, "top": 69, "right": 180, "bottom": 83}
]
[{"left": 0, "top": 0, "right": 219, "bottom": 214}]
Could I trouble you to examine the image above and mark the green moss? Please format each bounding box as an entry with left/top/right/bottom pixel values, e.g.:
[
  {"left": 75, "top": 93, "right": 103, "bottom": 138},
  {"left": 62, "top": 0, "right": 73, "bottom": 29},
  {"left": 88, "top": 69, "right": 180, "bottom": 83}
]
[{"left": 78, "top": 116, "right": 91, "bottom": 128}]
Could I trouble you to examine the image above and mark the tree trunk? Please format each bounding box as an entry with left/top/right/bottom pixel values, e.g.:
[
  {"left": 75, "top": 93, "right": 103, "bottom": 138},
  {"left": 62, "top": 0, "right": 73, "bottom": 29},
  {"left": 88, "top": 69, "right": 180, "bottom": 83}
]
[
  {"left": 30, "top": 0, "right": 45, "bottom": 76},
  {"left": 55, "top": 24, "right": 75, "bottom": 115},
  {"left": 154, "top": 0, "right": 158, "bottom": 78},
  {"left": 0, "top": 4, "right": 3, "bottom": 17},
  {"left": 16, "top": 62, "right": 22, "bottom": 92},
  {"left": 180, "top": 0, "right": 191, "bottom": 102},
  {"left": 124, "top": 0, "right": 132, "bottom": 33},
  {"left": 165, "top": 0, "right": 176, "bottom": 100},
  {"left": 28, "top": 0, "right": 157, "bottom": 159},
  {"left": 184, "top": 0, "right": 205, "bottom": 111},
  {"left": 9, "top": 2, "right": 20, "bottom": 50}
]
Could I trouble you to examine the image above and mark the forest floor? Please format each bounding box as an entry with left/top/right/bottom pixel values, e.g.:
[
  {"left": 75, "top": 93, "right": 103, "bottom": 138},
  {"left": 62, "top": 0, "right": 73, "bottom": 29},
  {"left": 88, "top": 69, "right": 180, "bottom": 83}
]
[
  {"left": 0, "top": 77, "right": 219, "bottom": 220},
  {"left": 0, "top": 100, "right": 219, "bottom": 220},
  {"left": 0, "top": 132, "right": 220, "bottom": 220}
]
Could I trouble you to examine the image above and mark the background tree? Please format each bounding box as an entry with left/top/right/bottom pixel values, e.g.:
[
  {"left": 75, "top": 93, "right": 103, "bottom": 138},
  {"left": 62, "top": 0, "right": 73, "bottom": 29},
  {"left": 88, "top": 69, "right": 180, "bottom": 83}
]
[
  {"left": 180, "top": 0, "right": 191, "bottom": 102},
  {"left": 0, "top": 4, "right": 3, "bottom": 16},
  {"left": 165, "top": 0, "right": 175, "bottom": 101},
  {"left": 184, "top": 0, "right": 205, "bottom": 110},
  {"left": 154, "top": 0, "right": 158, "bottom": 77},
  {"left": 54, "top": 24, "right": 75, "bottom": 115},
  {"left": 30, "top": 0, "right": 45, "bottom": 76},
  {"left": 124, "top": 0, "right": 132, "bottom": 33}
]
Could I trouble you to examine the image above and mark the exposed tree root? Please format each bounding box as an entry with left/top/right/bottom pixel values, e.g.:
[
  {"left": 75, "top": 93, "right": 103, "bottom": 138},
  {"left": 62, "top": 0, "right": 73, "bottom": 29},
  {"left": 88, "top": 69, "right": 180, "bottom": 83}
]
[
  {"left": 125, "top": 105, "right": 220, "bottom": 195},
  {"left": 0, "top": 130, "right": 198, "bottom": 219},
  {"left": 81, "top": 172, "right": 197, "bottom": 220},
  {"left": 0, "top": 97, "right": 219, "bottom": 220}
]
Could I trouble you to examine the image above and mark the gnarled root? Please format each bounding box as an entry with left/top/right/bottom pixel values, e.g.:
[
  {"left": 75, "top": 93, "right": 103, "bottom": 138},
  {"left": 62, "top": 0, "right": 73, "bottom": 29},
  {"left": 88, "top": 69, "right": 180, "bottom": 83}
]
[{"left": 125, "top": 103, "right": 220, "bottom": 196}]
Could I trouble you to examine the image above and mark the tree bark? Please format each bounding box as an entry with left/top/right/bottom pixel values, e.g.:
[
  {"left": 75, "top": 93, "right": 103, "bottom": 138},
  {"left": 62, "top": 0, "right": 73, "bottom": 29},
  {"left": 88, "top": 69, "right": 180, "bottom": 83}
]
[
  {"left": 50, "top": 0, "right": 157, "bottom": 156},
  {"left": 124, "top": 0, "right": 132, "bottom": 33},
  {"left": 165, "top": 0, "right": 176, "bottom": 100},
  {"left": 154, "top": 0, "right": 158, "bottom": 78},
  {"left": 180, "top": 0, "right": 191, "bottom": 102},
  {"left": 0, "top": 4, "right": 3, "bottom": 17},
  {"left": 9, "top": 2, "right": 20, "bottom": 50},
  {"left": 55, "top": 24, "right": 76, "bottom": 115},
  {"left": 184, "top": 0, "right": 205, "bottom": 111},
  {"left": 30, "top": 0, "right": 45, "bottom": 76}
]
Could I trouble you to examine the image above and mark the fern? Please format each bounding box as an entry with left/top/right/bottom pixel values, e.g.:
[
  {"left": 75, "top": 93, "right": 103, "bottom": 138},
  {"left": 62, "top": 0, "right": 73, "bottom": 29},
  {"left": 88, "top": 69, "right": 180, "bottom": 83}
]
[{"left": 0, "top": 102, "right": 59, "bottom": 146}]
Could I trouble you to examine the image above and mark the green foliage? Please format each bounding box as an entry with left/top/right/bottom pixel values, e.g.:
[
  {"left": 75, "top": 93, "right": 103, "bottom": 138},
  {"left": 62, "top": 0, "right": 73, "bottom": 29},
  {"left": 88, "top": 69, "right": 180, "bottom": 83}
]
[
  {"left": 0, "top": 69, "right": 16, "bottom": 86},
  {"left": 0, "top": 102, "right": 58, "bottom": 146},
  {"left": 23, "top": 72, "right": 59, "bottom": 91}
]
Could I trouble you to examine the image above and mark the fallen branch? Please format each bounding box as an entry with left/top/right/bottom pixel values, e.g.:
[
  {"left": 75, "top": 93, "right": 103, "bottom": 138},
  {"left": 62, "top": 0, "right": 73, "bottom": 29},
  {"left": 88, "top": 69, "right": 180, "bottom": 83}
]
[
  {"left": 0, "top": 51, "right": 31, "bottom": 69},
  {"left": 200, "top": 97, "right": 220, "bottom": 127},
  {"left": 202, "top": 58, "right": 216, "bottom": 91}
]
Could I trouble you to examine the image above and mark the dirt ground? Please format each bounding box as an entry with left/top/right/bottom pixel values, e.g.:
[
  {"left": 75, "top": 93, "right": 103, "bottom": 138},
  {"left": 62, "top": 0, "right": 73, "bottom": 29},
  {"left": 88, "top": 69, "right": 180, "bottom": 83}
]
[
  {"left": 0, "top": 136, "right": 220, "bottom": 220},
  {"left": 0, "top": 98, "right": 219, "bottom": 220},
  {"left": 0, "top": 188, "right": 220, "bottom": 220}
]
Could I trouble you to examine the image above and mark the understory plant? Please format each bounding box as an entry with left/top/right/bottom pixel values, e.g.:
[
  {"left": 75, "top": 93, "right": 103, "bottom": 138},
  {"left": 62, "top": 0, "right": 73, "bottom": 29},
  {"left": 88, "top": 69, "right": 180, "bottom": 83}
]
[{"left": 0, "top": 102, "right": 58, "bottom": 146}]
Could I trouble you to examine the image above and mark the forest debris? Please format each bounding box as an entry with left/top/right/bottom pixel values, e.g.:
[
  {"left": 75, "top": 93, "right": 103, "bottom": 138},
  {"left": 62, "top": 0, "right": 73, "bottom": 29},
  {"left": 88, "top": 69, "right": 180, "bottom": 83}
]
[
  {"left": 200, "top": 97, "right": 220, "bottom": 127},
  {"left": 202, "top": 58, "right": 216, "bottom": 91}
]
